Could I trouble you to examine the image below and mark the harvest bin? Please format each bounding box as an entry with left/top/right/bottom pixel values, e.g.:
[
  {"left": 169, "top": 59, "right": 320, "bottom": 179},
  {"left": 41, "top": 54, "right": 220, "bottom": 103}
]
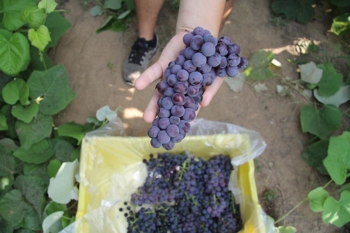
[{"left": 75, "top": 134, "right": 267, "bottom": 233}]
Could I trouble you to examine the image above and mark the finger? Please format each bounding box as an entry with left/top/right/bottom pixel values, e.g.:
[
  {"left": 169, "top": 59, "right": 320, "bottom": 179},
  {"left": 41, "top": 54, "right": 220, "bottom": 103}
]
[
  {"left": 143, "top": 91, "right": 162, "bottom": 123},
  {"left": 135, "top": 61, "right": 164, "bottom": 90},
  {"left": 201, "top": 77, "right": 225, "bottom": 107}
]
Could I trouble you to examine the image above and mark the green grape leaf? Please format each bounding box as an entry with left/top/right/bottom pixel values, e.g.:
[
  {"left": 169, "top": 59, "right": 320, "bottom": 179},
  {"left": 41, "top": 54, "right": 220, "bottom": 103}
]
[
  {"left": 23, "top": 163, "right": 48, "bottom": 177},
  {"left": 0, "top": 138, "right": 18, "bottom": 151},
  {"left": 299, "top": 61, "right": 323, "bottom": 84},
  {"left": 322, "top": 191, "right": 350, "bottom": 227},
  {"left": 21, "top": 206, "right": 41, "bottom": 231},
  {"left": 38, "top": 0, "right": 58, "bottom": 13},
  {"left": 104, "top": 0, "right": 122, "bottom": 10},
  {"left": 276, "top": 226, "right": 297, "bottom": 233},
  {"left": 0, "top": 113, "right": 8, "bottom": 130},
  {"left": 302, "top": 139, "right": 329, "bottom": 174},
  {"left": 0, "top": 104, "right": 18, "bottom": 139},
  {"left": 323, "top": 131, "right": 350, "bottom": 185},
  {"left": 2, "top": 0, "right": 37, "bottom": 31},
  {"left": 45, "top": 12, "right": 72, "bottom": 48},
  {"left": 124, "top": 0, "right": 135, "bottom": 10},
  {"left": 14, "top": 139, "right": 54, "bottom": 164},
  {"left": 331, "top": 13, "right": 350, "bottom": 36},
  {"left": 14, "top": 175, "right": 48, "bottom": 219},
  {"left": 47, "top": 159, "right": 61, "bottom": 178},
  {"left": 0, "top": 189, "right": 31, "bottom": 228},
  {"left": 56, "top": 122, "right": 85, "bottom": 145},
  {"left": 96, "top": 16, "right": 128, "bottom": 33},
  {"left": 271, "top": 0, "right": 315, "bottom": 24},
  {"left": 314, "top": 85, "right": 350, "bottom": 107},
  {"left": 90, "top": 5, "right": 103, "bottom": 16},
  {"left": 300, "top": 104, "right": 341, "bottom": 139},
  {"left": 43, "top": 201, "right": 67, "bottom": 219},
  {"left": 2, "top": 78, "right": 29, "bottom": 105},
  {"left": 0, "top": 215, "right": 13, "bottom": 233},
  {"left": 308, "top": 187, "right": 330, "bottom": 212},
  {"left": 28, "top": 65, "right": 76, "bottom": 116},
  {"left": 21, "top": 6, "right": 45, "bottom": 28},
  {"left": 42, "top": 211, "right": 64, "bottom": 233},
  {"left": 28, "top": 25, "right": 51, "bottom": 52},
  {"left": 70, "top": 148, "right": 80, "bottom": 161},
  {"left": 50, "top": 138, "right": 75, "bottom": 162},
  {"left": 0, "top": 32, "right": 30, "bottom": 76},
  {"left": 11, "top": 101, "right": 39, "bottom": 124},
  {"left": 244, "top": 50, "right": 274, "bottom": 80},
  {"left": 118, "top": 10, "right": 131, "bottom": 19},
  {"left": 0, "top": 145, "right": 16, "bottom": 177},
  {"left": 15, "top": 113, "right": 53, "bottom": 150},
  {"left": 317, "top": 62, "right": 343, "bottom": 97},
  {"left": 48, "top": 160, "right": 79, "bottom": 204},
  {"left": 29, "top": 46, "right": 54, "bottom": 71}
]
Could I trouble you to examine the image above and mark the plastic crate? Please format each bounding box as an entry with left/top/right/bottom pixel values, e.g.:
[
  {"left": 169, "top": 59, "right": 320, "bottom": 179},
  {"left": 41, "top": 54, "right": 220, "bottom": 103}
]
[{"left": 76, "top": 134, "right": 265, "bottom": 233}]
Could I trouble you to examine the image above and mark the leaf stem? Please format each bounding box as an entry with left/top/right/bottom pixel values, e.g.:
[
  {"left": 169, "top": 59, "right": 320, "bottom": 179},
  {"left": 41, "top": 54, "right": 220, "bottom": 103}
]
[{"left": 275, "top": 197, "right": 308, "bottom": 224}]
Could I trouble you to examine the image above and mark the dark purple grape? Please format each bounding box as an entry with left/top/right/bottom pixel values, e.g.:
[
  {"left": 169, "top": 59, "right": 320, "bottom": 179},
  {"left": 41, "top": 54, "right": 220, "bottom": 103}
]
[
  {"left": 228, "top": 43, "right": 241, "bottom": 54},
  {"left": 152, "top": 118, "right": 159, "bottom": 126},
  {"left": 193, "top": 26, "right": 205, "bottom": 36},
  {"left": 158, "top": 118, "right": 170, "bottom": 129},
  {"left": 208, "top": 53, "right": 221, "bottom": 67},
  {"left": 162, "top": 140, "right": 175, "bottom": 150},
  {"left": 166, "top": 125, "right": 180, "bottom": 137},
  {"left": 216, "top": 67, "right": 227, "bottom": 77},
  {"left": 179, "top": 48, "right": 185, "bottom": 55},
  {"left": 164, "top": 68, "right": 171, "bottom": 78},
  {"left": 176, "top": 69, "right": 189, "bottom": 82},
  {"left": 148, "top": 126, "right": 160, "bottom": 137},
  {"left": 170, "top": 116, "right": 180, "bottom": 125},
  {"left": 163, "top": 87, "right": 175, "bottom": 97},
  {"left": 218, "top": 36, "right": 231, "bottom": 45},
  {"left": 192, "top": 94, "right": 203, "bottom": 103},
  {"left": 192, "top": 53, "right": 207, "bottom": 67},
  {"left": 182, "top": 108, "right": 196, "bottom": 121},
  {"left": 150, "top": 138, "right": 161, "bottom": 148},
  {"left": 190, "top": 35, "right": 203, "bottom": 51},
  {"left": 220, "top": 56, "right": 227, "bottom": 68},
  {"left": 175, "top": 55, "right": 186, "bottom": 66},
  {"left": 171, "top": 133, "right": 185, "bottom": 143},
  {"left": 161, "top": 97, "right": 173, "bottom": 110},
  {"left": 183, "top": 60, "right": 196, "bottom": 73},
  {"left": 172, "top": 93, "right": 186, "bottom": 105},
  {"left": 168, "top": 61, "right": 175, "bottom": 68},
  {"left": 174, "top": 82, "right": 188, "bottom": 94},
  {"left": 202, "top": 73, "right": 214, "bottom": 86},
  {"left": 171, "top": 64, "right": 182, "bottom": 74},
  {"left": 178, "top": 120, "right": 191, "bottom": 134},
  {"left": 184, "top": 96, "right": 195, "bottom": 108},
  {"left": 158, "top": 108, "right": 171, "bottom": 118},
  {"left": 171, "top": 105, "right": 185, "bottom": 117},
  {"left": 226, "top": 66, "right": 239, "bottom": 77},
  {"left": 182, "top": 33, "right": 193, "bottom": 46},
  {"left": 157, "top": 130, "right": 170, "bottom": 144},
  {"left": 238, "top": 57, "right": 248, "bottom": 69},
  {"left": 216, "top": 42, "right": 228, "bottom": 56},
  {"left": 189, "top": 71, "right": 203, "bottom": 85},
  {"left": 198, "top": 63, "right": 212, "bottom": 74},
  {"left": 203, "top": 34, "right": 218, "bottom": 46},
  {"left": 156, "top": 80, "right": 169, "bottom": 94},
  {"left": 184, "top": 47, "right": 196, "bottom": 60},
  {"left": 201, "top": 42, "right": 216, "bottom": 57},
  {"left": 167, "top": 74, "right": 178, "bottom": 86},
  {"left": 227, "top": 53, "right": 241, "bottom": 67},
  {"left": 187, "top": 85, "right": 199, "bottom": 97}
]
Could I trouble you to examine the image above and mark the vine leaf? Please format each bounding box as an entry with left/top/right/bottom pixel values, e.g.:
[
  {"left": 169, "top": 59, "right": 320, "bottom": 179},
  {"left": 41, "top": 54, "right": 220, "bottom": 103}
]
[
  {"left": 308, "top": 187, "right": 330, "bottom": 212},
  {"left": 104, "top": 0, "right": 122, "bottom": 10},
  {"left": 302, "top": 139, "right": 329, "bottom": 174},
  {"left": 48, "top": 160, "right": 79, "bottom": 204},
  {"left": 2, "top": 78, "right": 29, "bottom": 105},
  {"left": 23, "top": 163, "right": 47, "bottom": 177},
  {"left": 28, "top": 65, "right": 76, "bottom": 115},
  {"left": 0, "top": 145, "right": 16, "bottom": 177},
  {"left": 90, "top": 5, "right": 103, "bottom": 16},
  {"left": 50, "top": 138, "right": 75, "bottom": 162},
  {"left": 317, "top": 62, "right": 343, "bottom": 97},
  {"left": 300, "top": 104, "right": 341, "bottom": 139},
  {"left": 0, "top": 189, "right": 31, "bottom": 228},
  {"left": 271, "top": 0, "right": 315, "bottom": 24},
  {"left": 28, "top": 25, "right": 51, "bottom": 52},
  {"left": 0, "top": 32, "right": 30, "bottom": 76},
  {"left": 299, "top": 61, "right": 323, "bottom": 84},
  {"left": 42, "top": 211, "right": 64, "bottom": 233},
  {"left": 323, "top": 131, "right": 350, "bottom": 185},
  {"left": 47, "top": 159, "right": 61, "bottom": 178},
  {"left": 96, "top": 105, "right": 118, "bottom": 122},
  {"left": 15, "top": 113, "right": 53, "bottom": 150},
  {"left": 2, "top": 0, "right": 37, "bottom": 31},
  {"left": 96, "top": 15, "right": 128, "bottom": 33},
  {"left": 244, "top": 50, "right": 275, "bottom": 80},
  {"left": 56, "top": 122, "right": 85, "bottom": 145},
  {"left": 11, "top": 101, "right": 39, "bottom": 124},
  {"left": 276, "top": 226, "right": 296, "bottom": 233},
  {"left": 0, "top": 113, "right": 8, "bottom": 130},
  {"left": 45, "top": 12, "right": 72, "bottom": 48},
  {"left": 331, "top": 13, "right": 350, "bottom": 36},
  {"left": 21, "top": 206, "right": 41, "bottom": 231},
  {"left": 314, "top": 85, "right": 350, "bottom": 107},
  {"left": 43, "top": 201, "right": 67, "bottom": 219},
  {"left": 14, "top": 139, "right": 54, "bottom": 164},
  {"left": 38, "top": 0, "right": 58, "bottom": 14},
  {"left": 322, "top": 191, "right": 350, "bottom": 227},
  {"left": 21, "top": 6, "right": 46, "bottom": 29}
]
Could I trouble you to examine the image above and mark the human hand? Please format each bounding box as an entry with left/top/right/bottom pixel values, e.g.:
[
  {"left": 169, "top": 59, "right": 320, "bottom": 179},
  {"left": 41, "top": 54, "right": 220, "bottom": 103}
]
[{"left": 135, "top": 31, "right": 225, "bottom": 123}]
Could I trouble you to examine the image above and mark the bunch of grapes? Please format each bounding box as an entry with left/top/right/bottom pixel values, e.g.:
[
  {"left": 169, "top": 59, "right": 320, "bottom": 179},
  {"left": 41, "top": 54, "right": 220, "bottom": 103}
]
[
  {"left": 124, "top": 153, "right": 243, "bottom": 233},
  {"left": 148, "top": 26, "right": 248, "bottom": 150}
]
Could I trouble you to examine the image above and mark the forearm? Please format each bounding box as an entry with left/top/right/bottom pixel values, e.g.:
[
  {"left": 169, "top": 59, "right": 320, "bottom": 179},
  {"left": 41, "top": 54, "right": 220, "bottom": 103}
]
[{"left": 176, "top": 0, "right": 226, "bottom": 37}]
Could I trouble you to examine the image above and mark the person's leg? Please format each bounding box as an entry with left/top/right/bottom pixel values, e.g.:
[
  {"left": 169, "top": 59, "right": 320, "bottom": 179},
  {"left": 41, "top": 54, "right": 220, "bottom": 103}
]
[
  {"left": 135, "top": 0, "right": 165, "bottom": 40},
  {"left": 220, "top": 0, "right": 234, "bottom": 31},
  {"left": 123, "top": 0, "right": 165, "bottom": 86}
]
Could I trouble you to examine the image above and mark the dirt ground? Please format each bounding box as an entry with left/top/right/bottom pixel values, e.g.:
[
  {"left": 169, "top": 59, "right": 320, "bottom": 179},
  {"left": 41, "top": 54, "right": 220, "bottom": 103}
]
[{"left": 52, "top": 0, "right": 348, "bottom": 232}]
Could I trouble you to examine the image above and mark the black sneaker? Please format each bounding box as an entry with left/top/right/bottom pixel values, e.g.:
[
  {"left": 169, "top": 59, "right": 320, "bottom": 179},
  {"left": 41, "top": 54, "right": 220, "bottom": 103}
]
[{"left": 123, "top": 34, "right": 159, "bottom": 86}]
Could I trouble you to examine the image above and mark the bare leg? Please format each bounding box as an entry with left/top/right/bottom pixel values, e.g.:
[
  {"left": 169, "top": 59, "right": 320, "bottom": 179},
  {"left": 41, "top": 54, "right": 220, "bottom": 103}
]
[
  {"left": 220, "top": 0, "right": 234, "bottom": 31},
  {"left": 135, "top": 0, "right": 166, "bottom": 40}
]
